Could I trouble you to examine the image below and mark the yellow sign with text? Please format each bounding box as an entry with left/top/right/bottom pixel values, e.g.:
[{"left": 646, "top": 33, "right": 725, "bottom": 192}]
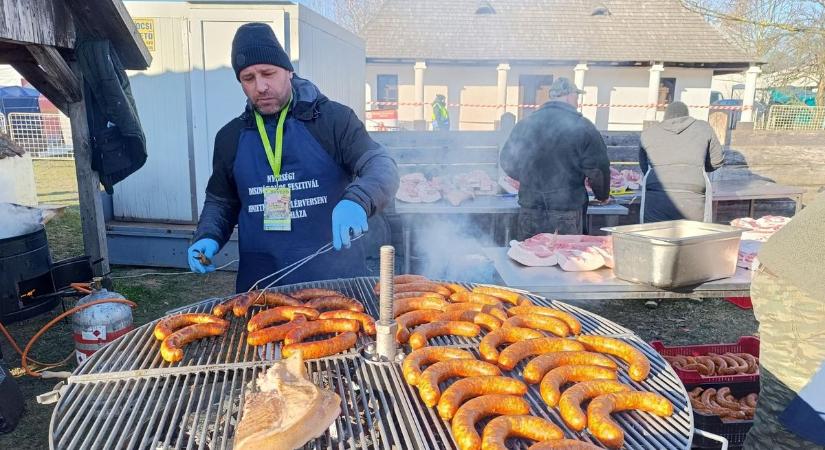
[{"left": 133, "top": 18, "right": 156, "bottom": 52}]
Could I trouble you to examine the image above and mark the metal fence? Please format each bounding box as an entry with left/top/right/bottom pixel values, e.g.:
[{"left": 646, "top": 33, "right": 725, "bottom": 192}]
[
  {"left": 757, "top": 105, "right": 825, "bottom": 131},
  {"left": 7, "top": 112, "right": 74, "bottom": 159},
  {"left": 0, "top": 113, "right": 6, "bottom": 134}
]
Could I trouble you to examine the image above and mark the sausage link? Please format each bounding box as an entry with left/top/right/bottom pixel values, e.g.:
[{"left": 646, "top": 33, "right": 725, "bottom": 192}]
[
  {"left": 154, "top": 313, "right": 229, "bottom": 341},
  {"left": 372, "top": 275, "right": 430, "bottom": 293},
  {"left": 558, "top": 380, "right": 631, "bottom": 431},
  {"left": 437, "top": 310, "right": 502, "bottom": 332},
  {"left": 523, "top": 351, "right": 618, "bottom": 384},
  {"left": 409, "top": 321, "right": 481, "bottom": 350},
  {"left": 451, "top": 394, "right": 530, "bottom": 450},
  {"left": 576, "top": 335, "right": 651, "bottom": 382},
  {"left": 246, "top": 316, "right": 307, "bottom": 346},
  {"left": 445, "top": 283, "right": 470, "bottom": 294},
  {"left": 471, "top": 286, "right": 528, "bottom": 306},
  {"left": 257, "top": 291, "right": 302, "bottom": 307},
  {"left": 160, "top": 322, "right": 228, "bottom": 363},
  {"left": 283, "top": 318, "right": 360, "bottom": 345},
  {"left": 508, "top": 305, "right": 582, "bottom": 335},
  {"left": 479, "top": 327, "right": 543, "bottom": 363},
  {"left": 587, "top": 392, "right": 674, "bottom": 448},
  {"left": 539, "top": 365, "right": 618, "bottom": 407},
  {"left": 417, "top": 360, "right": 501, "bottom": 407},
  {"left": 304, "top": 295, "right": 365, "bottom": 313},
  {"left": 437, "top": 376, "right": 527, "bottom": 420},
  {"left": 504, "top": 315, "right": 570, "bottom": 337},
  {"left": 396, "top": 309, "right": 443, "bottom": 344},
  {"left": 402, "top": 347, "right": 475, "bottom": 386},
  {"left": 528, "top": 440, "right": 603, "bottom": 450},
  {"left": 281, "top": 331, "right": 357, "bottom": 360},
  {"left": 289, "top": 288, "right": 345, "bottom": 301},
  {"left": 393, "top": 282, "right": 453, "bottom": 296},
  {"left": 715, "top": 387, "right": 742, "bottom": 409},
  {"left": 232, "top": 290, "right": 268, "bottom": 317},
  {"left": 394, "top": 291, "right": 447, "bottom": 300},
  {"left": 450, "top": 292, "right": 504, "bottom": 307},
  {"left": 445, "top": 303, "right": 508, "bottom": 321},
  {"left": 211, "top": 298, "right": 238, "bottom": 318},
  {"left": 497, "top": 337, "right": 585, "bottom": 371},
  {"left": 393, "top": 296, "right": 449, "bottom": 317},
  {"left": 480, "top": 415, "right": 564, "bottom": 450},
  {"left": 247, "top": 306, "right": 319, "bottom": 332},
  {"left": 319, "top": 310, "right": 377, "bottom": 334}
]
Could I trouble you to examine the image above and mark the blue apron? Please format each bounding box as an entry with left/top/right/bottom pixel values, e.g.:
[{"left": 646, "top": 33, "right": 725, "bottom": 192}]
[
  {"left": 233, "top": 111, "right": 367, "bottom": 292},
  {"left": 779, "top": 359, "right": 825, "bottom": 445}
]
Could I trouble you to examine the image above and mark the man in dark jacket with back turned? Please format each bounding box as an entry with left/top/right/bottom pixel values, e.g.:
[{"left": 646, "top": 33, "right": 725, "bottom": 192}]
[
  {"left": 186, "top": 23, "right": 398, "bottom": 292},
  {"left": 500, "top": 78, "right": 610, "bottom": 237}
]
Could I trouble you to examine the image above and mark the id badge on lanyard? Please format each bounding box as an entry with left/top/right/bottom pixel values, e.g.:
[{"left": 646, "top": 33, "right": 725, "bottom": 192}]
[{"left": 255, "top": 96, "right": 292, "bottom": 231}]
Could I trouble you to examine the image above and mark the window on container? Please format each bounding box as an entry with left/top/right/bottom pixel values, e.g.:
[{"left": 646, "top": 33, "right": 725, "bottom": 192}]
[
  {"left": 658, "top": 78, "right": 676, "bottom": 110},
  {"left": 376, "top": 74, "right": 398, "bottom": 110}
]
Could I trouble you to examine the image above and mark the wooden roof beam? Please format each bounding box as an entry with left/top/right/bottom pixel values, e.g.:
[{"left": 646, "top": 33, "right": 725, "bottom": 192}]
[{"left": 10, "top": 45, "right": 82, "bottom": 115}]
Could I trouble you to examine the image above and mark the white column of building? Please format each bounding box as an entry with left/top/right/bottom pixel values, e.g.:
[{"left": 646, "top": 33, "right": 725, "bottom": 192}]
[
  {"left": 740, "top": 64, "right": 762, "bottom": 123},
  {"left": 496, "top": 63, "right": 510, "bottom": 122},
  {"left": 413, "top": 61, "right": 427, "bottom": 124},
  {"left": 646, "top": 63, "right": 665, "bottom": 121},
  {"left": 574, "top": 62, "right": 588, "bottom": 113}
]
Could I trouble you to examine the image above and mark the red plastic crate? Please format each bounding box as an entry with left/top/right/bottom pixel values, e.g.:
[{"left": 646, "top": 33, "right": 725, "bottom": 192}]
[
  {"left": 650, "top": 336, "right": 760, "bottom": 384},
  {"left": 725, "top": 296, "right": 753, "bottom": 309}
]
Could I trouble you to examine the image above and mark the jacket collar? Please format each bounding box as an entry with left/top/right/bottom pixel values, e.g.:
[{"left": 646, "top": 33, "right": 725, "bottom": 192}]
[
  {"left": 240, "top": 76, "right": 327, "bottom": 126},
  {"left": 539, "top": 100, "right": 581, "bottom": 116}
]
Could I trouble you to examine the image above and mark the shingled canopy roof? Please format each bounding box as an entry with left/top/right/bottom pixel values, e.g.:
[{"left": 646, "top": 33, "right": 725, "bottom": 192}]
[{"left": 362, "top": 0, "right": 756, "bottom": 66}]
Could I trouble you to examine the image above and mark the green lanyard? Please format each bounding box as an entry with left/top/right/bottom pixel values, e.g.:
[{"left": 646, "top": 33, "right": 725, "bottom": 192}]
[{"left": 254, "top": 97, "right": 291, "bottom": 177}]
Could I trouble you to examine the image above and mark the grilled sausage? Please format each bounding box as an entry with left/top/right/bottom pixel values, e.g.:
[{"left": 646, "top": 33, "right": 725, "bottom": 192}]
[
  {"left": 401, "top": 347, "right": 476, "bottom": 386},
  {"left": 587, "top": 392, "right": 674, "bottom": 448},
  {"left": 372, "top": 275, "right": 429, "bottom": 292},
  {"left": 480, "top": 415, "right": 564, "bottom": 450},
  {"left": 449, "top": 292, "right": 504, "bottom": 307},
  {"left": 396, "top": 309, "right": 443, "bottom": 344},
  {"left": 437, "top": 376, "right": 527, "bottom": 420},
  {"left": 393, "top": 296, "right": 449, "bottom": 317},
  {"left": 283, "top": 318, "right": 360, "bottom": 345},
  {"left": 154, "top": 313, "right": 229, "bottom": 341},
  {"left": 558, "top": 380, "right": 631, "bottom": 431},
  {"left": 211, "top": 298, "right": 238, "bottom": 318},
  {"left": 523, "top": 351, "right": 618, "bottom": 384},
  {"left": 497, "top": 338, "right": 586, "bottom": 371},
  {"left": 402, "top": 347, "right": 476, "bottom": 386},
  {"left": 576, "top": 335, "right": 651, "bottom": 381},
  {"left": 281, "top": 331, "right": 358, "bottom": 360},
  {"left": 437, "top": 310, "right": 502, "bottom": 332},
  {"left": 246, "top": 316, "right": 307, "bottom": 346},
  {"left": 247, "top": 306, "right": 320, "bottom": 332},
  {"left": 479, "top": 327, "right": 544, "bottom": 363},
  {"left": 445, "top": 303, "right": 509, "bottom": 321},
  {"left": 504, "top": 315, "right": 570, "bottom": 337},
  {"left": 451, "top": 394, "right": 530, "bottom": 450},
  {"left": 394, "top": 282, "right": 452, "bottom": 296},
  {"left": 528, "top": 440, "right": 603, "bottom": 450},
  {"left": 289, "top": 288, "right": 345, "bottom": 301},
  {"left": 471, "top": 286, "right": 528, "bottom": 306},
  {"left": 417, "top": 360, "right": 502, "bottom": 407},
  {"left": 160, "top": 322, "right": 228, "bottom": 363},
  {"left": 539, "top": 365, "right": 618, "bottom": 407},
  {"left": 507, "top": 305, "right": 582, "bottom": 335},
  {"left": 394, "top": 291, "right": 447, "bottom": 300},
  {"left": 409, "top": 321, "right": 481, "bottom": 350},
  {"left": 233, "top": 290, "right": 302, "bottom": 317},
  {"left": 319, "top": 310, "right": 376, "bottom": 335},
  {"left": 445, "top": 283, "right": 470, "bottom": 294},
  {"left": 304, "top": 295, "right": 365, "bottom": 313}
]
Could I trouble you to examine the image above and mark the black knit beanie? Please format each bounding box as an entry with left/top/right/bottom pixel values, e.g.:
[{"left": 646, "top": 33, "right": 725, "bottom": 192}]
[{"left": 231, "top": 23, "right": 294, "bottom": 79}]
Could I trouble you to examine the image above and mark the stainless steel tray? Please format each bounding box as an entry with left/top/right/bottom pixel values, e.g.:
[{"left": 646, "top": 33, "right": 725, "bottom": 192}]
[{"left": 603, "top": 220, "right": 743, "bottom": 288}]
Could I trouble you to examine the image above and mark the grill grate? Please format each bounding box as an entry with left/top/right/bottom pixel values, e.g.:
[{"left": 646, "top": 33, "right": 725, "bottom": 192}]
[{"left": 50, "top": 278, "right": 693, "bottom": 449}]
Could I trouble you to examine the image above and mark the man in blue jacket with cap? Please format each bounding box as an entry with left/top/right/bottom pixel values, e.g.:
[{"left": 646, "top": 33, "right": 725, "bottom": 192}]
[{"left": 186, "top": 23, "right": 399, "bottom": 292}]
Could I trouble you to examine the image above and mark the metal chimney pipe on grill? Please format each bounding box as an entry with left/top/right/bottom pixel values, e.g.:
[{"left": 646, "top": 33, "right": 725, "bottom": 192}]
[{"left": 375, "top": 245, "right": 398, "bottom": 361}]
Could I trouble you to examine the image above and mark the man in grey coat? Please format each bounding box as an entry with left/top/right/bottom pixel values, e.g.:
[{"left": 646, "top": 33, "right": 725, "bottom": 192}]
[
  {"left": 500, "top": 78, "right": 610, "bottom": 237},
  {"left": 639, "top": 102, "right": 724, "bottom": 222}
]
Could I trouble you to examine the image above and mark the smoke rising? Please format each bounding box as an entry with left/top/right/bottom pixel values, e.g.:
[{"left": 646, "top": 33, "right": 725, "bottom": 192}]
[{"left": 411, "top": 215, "right": 497, "bottom": 284}]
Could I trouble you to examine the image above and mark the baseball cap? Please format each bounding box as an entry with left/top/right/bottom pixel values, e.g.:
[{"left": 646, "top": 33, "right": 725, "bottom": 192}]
[{"left": 549, "top": 77, "right": 585, "bottom": 97}]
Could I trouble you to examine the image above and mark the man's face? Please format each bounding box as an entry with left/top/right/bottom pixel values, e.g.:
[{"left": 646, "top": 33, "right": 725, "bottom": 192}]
[{"left": 239, "top": 64, "right": 293, "bottom": 115}]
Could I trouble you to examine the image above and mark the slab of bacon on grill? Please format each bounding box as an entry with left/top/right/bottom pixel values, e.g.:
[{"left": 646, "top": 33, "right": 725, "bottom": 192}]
[
  {"left": 396, "top": 173, "right": 441, "bottom": 203},
  {"left": 507, "top": 234, "right": 614, "bottom": 271}
]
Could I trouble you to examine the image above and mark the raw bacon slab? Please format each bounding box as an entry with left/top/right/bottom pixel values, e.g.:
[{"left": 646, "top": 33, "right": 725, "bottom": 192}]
[
  {"left": 507, "top": 234, "right": 613, "bottom": 271},
  {"left": 556, "top": 248, "right": 606, "bottom": 272}
]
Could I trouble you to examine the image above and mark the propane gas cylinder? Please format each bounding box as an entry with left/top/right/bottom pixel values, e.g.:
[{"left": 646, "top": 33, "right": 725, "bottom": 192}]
[{"left": 72, "top": 279, "right": 133, "bottom": 364}]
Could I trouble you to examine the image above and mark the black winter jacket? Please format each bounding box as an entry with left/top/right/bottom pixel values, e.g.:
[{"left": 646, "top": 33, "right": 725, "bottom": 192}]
[
  {"left": 500, "top": 102, "right": 610, "bottom": 211},
  {"left": 193, "top": 77, "right": 399, "bottom": 246}
]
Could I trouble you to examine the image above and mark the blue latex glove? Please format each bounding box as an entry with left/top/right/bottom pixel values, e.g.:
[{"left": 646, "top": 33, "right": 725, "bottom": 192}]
[
  {"left": 187, "top": 238, "right": 219, "bottom": 273},
  {"left": 331, "top": 200, "right": 368, "bottom": 250}
]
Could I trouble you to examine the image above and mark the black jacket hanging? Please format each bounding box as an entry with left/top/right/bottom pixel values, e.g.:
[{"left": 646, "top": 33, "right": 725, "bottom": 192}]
[{"left": 76, "top": 40, "right": 147, "bottom": 194}]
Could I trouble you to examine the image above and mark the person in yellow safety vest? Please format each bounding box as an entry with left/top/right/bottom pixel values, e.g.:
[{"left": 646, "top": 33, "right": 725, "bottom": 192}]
[{"left": 432, "top": 94, "right": 450, "bottom": 131}]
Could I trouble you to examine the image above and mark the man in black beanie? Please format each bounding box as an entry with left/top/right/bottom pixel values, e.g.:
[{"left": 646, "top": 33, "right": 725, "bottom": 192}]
[{"left": 187, "top": 23, "right": 399, "bottom": 291}]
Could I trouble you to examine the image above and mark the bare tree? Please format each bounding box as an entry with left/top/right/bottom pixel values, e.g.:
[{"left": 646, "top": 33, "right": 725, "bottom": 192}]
[{"left": 332, "top": 0, "right": 386, "bottom": 34}]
